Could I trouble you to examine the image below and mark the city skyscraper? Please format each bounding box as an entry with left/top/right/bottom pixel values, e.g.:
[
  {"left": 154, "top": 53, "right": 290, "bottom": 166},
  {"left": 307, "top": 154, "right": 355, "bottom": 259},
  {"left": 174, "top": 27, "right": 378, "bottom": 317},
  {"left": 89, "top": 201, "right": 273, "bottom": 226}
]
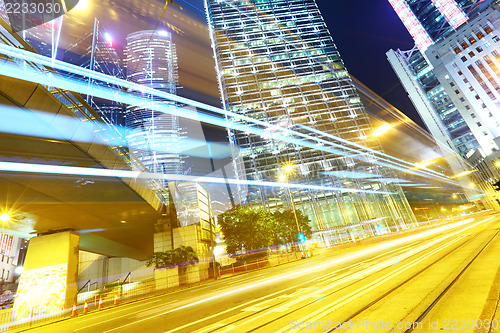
[
  {"left": 204, "top": 0, "right": 416, "bottom": 232},
  {"left": 125, "top": 30, "right": 185, "bottom": 184},
  {"left": 90, "top": 30, "right": 127, "bottom": 128},
  {"left": 387, "top": 49, "right": 480, "bottom": 157},
  {"left": 389, "top": 0, "right": 476, "bottom": 53},
  {"left": 62, "top": 20, "right": 126, "bottom": 129},
  {"left": 387, "top": 0, "right": 484, "bottom": 158},
  {"left": 387, "top": 1, "right": 500, "bottom": 157},
  {"left": 426, "top": 4, "right": 500, "bottom": 154},
  {"left": 387, "top": 0, "right": 500, "bottom": 208}
]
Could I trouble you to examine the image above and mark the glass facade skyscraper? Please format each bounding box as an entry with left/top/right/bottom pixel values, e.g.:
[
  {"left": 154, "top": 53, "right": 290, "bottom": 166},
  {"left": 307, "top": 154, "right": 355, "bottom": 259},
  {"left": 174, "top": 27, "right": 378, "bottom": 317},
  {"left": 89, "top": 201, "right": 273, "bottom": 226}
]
[
  {"left": 205, "top": 0, "right": 416, "bottom": 232},
  {"left": 125, "top": 30, "right": 185, "bottom": 185},
  {"left": 388, "top": 0, "right": 482, "bottom": 158}
]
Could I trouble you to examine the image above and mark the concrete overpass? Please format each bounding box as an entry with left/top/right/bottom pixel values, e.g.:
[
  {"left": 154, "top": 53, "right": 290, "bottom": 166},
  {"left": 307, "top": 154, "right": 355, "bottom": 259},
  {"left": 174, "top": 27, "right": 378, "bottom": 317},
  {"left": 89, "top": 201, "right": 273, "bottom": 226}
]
[
  {"left": 0, "top": 19, "right": 173, "bottom": 321},
  {"left": 0, "top": 17, "right": 167, "bottom": 261},
  {"left": 0, "top": 74, "right": 167, "bottom": 260}
]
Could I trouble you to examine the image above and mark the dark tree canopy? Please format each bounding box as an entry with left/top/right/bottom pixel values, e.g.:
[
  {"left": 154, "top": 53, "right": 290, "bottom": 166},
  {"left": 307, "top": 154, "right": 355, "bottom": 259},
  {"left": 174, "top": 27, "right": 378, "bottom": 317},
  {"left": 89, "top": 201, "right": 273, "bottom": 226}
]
[
  {"left": 217, "top": 206, "right": 312, "bottom": 254},
  {"left": 272, "top": 209, "right": 312, "bottom": 244},
  {"left": 146, "top": 246, "right": 198, "bottom": 268},
  {"left": 217, "top": 206, "right": 275, "bottom": 254}
]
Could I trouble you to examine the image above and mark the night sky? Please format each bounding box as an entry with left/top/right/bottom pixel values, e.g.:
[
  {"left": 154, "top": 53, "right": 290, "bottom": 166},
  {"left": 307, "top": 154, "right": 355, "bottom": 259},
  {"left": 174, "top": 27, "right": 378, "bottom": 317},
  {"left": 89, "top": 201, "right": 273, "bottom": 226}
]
[
  {"left": 315, "top": 0, "right": 423, "bottom": 128},
  {"left": 179, "top": 0, "right": 424, "bottom": 128}
]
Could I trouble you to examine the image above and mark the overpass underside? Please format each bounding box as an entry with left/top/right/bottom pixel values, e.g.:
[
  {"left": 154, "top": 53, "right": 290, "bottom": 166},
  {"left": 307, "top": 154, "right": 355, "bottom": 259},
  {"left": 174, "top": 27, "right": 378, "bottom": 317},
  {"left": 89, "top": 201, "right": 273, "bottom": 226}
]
[{"left": 0, "top": 74, "right": 165, "bottom": 260}]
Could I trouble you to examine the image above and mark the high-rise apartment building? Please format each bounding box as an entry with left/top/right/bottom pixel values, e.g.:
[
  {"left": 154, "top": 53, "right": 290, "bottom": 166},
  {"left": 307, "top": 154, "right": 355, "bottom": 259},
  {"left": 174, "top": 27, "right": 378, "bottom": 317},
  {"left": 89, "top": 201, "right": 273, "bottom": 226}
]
[
  {"left": 125, "top": 30, "right": 185, "bottom": 184},
  {"left": 204, "top": 0, "right": 416, "bottom": 231}
]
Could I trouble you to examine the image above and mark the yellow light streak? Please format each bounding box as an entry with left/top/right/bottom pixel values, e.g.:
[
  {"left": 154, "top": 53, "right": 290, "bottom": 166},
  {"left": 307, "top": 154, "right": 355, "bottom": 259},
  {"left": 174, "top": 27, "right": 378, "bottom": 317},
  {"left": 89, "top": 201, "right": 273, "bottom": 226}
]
[
  {"left": 372, "top": 124, "right": 392, "bottom": 137},
  {"left": 450, "top": 170, "right": 475, "bottom": 179}
]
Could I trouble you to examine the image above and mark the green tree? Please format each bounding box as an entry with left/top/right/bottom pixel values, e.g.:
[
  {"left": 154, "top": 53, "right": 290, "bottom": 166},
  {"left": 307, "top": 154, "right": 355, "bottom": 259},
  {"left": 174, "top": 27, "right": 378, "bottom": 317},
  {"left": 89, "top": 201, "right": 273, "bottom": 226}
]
[
  {"left": 217, "top": 206, "right": 276, "bottom": 253},
  {"left": 171, "top": 246, "right": 198, "bottom": 264},
  {"left": 146, "top": 252, "right": 169, "bottom": 268},
  {"left": 146, "top": 246, "right": 198, "bottom": 268},
  {"left": 272, "top": 209, "right": 312, "bottom": 244}
]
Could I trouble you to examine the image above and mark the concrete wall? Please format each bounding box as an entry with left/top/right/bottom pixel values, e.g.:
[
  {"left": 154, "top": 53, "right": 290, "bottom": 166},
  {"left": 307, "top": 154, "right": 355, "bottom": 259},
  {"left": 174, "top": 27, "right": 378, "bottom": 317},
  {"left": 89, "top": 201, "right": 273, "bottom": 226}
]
[
  {"left": 172, "top": 225, "right": 212, "bottom": 282},
  {"left": 154, "top": 231, "right": 173, "bottom": 253},
  {"left": 78, "top": 251, "right": 153, "bottom": 291},
  {"left": 154, "top": 267, "right": 179, "bottom": 290},
  {"left": 13, "top": 231, "right": 79, "bottom": 321}
]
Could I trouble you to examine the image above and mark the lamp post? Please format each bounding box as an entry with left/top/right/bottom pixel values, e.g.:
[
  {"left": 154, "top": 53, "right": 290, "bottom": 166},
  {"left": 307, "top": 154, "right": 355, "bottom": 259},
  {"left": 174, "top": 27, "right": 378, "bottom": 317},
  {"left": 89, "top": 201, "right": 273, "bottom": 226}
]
[
  {"left": 279, "top": 168, "right": 307, "bottom": 258},
  {"left": 278, "top": 164, "right": 301, "bottom": 235}
]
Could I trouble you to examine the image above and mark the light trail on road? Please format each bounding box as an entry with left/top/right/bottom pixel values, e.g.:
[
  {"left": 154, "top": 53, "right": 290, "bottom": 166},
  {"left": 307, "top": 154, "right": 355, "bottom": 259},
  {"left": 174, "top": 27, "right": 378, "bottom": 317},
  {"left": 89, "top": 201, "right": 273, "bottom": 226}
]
[
  {"left": 89, "top": 217, "right": 492, "bottom": 332},
  {"left": 15, "top": 215, "right": 498, "bottom": 333}
]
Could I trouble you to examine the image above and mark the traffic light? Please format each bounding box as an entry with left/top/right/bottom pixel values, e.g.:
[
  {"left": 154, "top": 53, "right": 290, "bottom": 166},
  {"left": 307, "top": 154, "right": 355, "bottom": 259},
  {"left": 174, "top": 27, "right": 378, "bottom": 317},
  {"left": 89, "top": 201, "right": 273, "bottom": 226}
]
[
  {"left": 298, "top": 233, "right": 306, "bottom": 243},
  {"left": 493, "top": 180, "right": 500, "bottom": 191}
]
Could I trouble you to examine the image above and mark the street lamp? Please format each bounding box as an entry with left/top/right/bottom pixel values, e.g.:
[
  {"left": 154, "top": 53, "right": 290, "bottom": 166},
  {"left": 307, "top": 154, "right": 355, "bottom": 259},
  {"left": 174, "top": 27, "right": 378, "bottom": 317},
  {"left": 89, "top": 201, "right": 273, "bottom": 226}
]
[
  {"left": 284, "top": 164, "right": 294, "bottom": 174},
  {"left": 278, "top": 164, "right": 301, "bottom": 236}
]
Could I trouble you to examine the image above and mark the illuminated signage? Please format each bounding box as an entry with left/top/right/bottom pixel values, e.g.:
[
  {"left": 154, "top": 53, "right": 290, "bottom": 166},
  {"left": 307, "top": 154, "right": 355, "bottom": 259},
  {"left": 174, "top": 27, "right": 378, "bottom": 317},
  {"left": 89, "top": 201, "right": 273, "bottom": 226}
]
[
  {"left": 388, "top": 0, "right": 434, "bottom": 53},
  {"left": 0, "top": 234, "right": 13, "bottom": 256},
  {"left": 432, "top": 0, "right": 468, "bottom": 29}
]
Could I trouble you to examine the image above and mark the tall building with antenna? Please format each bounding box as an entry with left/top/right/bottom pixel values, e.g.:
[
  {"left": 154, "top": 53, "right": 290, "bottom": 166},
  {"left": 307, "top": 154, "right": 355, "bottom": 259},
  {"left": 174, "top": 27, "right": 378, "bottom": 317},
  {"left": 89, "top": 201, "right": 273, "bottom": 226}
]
[
  {"left": 125, "top": 30, "right": 185, "bottom": 185},
  {"left": 205, "top": 0, "right": 416, "bottom": 232},
  {"left": 62, "top": 20, "right": 126, "bottom": 128}
]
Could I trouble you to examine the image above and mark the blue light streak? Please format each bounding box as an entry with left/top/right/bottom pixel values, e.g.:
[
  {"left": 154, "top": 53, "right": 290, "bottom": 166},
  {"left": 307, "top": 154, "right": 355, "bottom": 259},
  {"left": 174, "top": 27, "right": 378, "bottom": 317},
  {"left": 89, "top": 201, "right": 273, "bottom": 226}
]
[
  {"left": 0, "top": 44, "right": 459, "bottom": 185},
  {"left": 0, "top": 161, "right": 396, "bottom": 195},
  {"left": 321, "top": 171, "right": 376, "bottom": 179},
  {"left": 0, "top": 105, "right": 232, "bottom": 158}
]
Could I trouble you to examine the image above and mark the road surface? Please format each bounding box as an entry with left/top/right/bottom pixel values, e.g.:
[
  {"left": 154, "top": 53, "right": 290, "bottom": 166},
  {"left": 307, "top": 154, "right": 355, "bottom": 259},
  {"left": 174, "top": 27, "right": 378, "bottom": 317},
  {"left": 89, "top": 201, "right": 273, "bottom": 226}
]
[{"left": 20, "top": 215, "right": 500, "bottom": 332}]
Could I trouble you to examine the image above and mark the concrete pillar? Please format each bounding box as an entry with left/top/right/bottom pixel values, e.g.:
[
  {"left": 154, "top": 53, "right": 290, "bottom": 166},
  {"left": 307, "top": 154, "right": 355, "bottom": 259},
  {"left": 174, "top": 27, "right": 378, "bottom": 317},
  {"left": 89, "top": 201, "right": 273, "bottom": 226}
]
[
  {"left": 154, "top": 206, "right": 174, "bottom": 253},
  {"left": 173, "top": 225, "right": 212, "bottom": 282},
  {"left": 13, "top": 231, "right": 79, "bottom": 321},
  {"left": 153, "top": 231, "right": 173, "bottom": 253}
]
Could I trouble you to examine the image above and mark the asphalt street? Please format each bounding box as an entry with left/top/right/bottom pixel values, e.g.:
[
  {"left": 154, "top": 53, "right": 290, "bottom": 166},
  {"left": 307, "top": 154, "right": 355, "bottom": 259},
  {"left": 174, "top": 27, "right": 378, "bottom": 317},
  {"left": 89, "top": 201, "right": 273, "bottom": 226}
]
[{"left": 20, "top": 215, "right": 500, "bottom": 333}]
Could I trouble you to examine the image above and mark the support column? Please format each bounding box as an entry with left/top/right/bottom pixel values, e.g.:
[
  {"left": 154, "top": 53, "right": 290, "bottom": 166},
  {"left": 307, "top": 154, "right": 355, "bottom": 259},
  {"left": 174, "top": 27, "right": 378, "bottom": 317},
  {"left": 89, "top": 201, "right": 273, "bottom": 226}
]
[
  {"left": 154, "top": 203, "right": 175, "bottom": 253},
  {"left": 154, "top": 219, "right": 174, "bottom": 253},
  {"left": 13, "top": 231, "right": 79, "bottom": 321}
]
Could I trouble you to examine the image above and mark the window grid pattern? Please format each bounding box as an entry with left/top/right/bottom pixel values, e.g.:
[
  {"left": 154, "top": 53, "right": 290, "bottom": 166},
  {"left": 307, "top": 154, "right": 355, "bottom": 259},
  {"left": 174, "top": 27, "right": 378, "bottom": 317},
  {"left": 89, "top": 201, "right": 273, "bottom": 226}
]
[{"left": 206, "top": 0, "right": 416, "bottom": 230}]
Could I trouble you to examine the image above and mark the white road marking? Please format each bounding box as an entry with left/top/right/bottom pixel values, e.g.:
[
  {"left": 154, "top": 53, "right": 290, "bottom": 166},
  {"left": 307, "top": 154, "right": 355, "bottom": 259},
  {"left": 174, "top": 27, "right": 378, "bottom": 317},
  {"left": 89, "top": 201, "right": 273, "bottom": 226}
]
[
  {"left": 94, "top": 217, "right": 487, "bottom": 333},
  {"left": 73, "top": 299, "right": 178, "bottom": 331},
  {"left": 274, "top": 217, "right": 495, "bottom": 332}
]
